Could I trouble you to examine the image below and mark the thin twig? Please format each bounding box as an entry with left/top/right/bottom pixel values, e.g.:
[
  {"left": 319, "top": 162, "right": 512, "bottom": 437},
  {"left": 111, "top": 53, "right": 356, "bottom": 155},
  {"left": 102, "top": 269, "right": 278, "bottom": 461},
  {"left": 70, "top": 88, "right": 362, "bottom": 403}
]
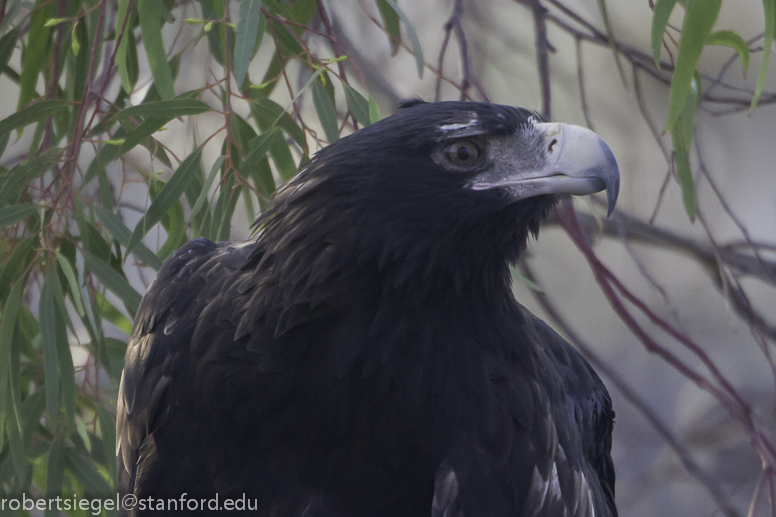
[
  {"left": 575, "top": 36, "right": 593, "bottom": 130},
  {"left": 318, "top": 0, "right": 360, "bottom": 129},
  {"left": 63, "top": 0, "right": 107, "bottom": 197},
  {"left": 435, "top": 15, "right": 453, "bottom": 101},
  {"left": 530, "top": 0, "right": 552, "bottom": 119},
  {"left": 556, "top": 201, "right": 776, "bottom": 468}
]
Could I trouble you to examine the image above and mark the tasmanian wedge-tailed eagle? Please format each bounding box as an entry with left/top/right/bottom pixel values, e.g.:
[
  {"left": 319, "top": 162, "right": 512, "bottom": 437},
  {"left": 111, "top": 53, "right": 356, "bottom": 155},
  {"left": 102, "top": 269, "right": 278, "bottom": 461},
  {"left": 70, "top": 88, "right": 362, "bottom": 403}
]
[{"left": 117, "top": 101, "right": 619, "bottom": 517}]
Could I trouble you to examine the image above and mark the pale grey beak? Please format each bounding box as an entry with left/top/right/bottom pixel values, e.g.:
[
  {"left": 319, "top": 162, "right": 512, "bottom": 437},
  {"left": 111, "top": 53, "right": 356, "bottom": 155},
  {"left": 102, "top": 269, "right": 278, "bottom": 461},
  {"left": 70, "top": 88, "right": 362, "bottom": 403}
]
[{"left": 470, "top": 123, "right": 620, "bottom": 216}]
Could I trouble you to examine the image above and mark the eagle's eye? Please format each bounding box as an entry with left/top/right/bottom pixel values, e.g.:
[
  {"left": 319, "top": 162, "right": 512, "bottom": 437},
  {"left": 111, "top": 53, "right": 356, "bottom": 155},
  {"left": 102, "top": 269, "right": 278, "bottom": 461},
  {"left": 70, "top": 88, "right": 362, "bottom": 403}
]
[{"left": 443, "top": 140, "right": 481, "bottom": 167}]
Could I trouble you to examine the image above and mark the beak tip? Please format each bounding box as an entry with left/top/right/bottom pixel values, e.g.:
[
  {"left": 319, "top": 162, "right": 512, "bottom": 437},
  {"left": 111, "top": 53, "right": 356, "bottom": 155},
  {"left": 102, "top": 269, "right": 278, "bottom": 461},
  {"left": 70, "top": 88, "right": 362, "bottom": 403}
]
[
  {"left": 600, "top": 139, "right": 620, "bottom": 218},
  {"left": 605, "top": 177, "right": 619, "bottom": 217}
]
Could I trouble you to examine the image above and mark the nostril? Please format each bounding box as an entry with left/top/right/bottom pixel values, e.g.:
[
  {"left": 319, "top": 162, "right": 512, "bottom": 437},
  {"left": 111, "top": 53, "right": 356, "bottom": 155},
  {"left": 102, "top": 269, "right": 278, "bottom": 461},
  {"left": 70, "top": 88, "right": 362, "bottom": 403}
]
[{"left": 548, "top": 139, "right": 558, "bottom": 153}]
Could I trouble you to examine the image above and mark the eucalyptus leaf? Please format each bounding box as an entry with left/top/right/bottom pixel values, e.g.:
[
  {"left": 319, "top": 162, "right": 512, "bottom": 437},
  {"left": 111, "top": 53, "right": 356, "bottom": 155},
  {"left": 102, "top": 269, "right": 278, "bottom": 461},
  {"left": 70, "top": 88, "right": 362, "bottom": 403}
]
[
  {"left": 84, "top": 253, "right": 142, "bottom": 315},
  {"left": 39, "top": 274, "right": 61, "bottom": 429},
  {"left": 0, "top": 99, "right": 69, "bottom": 140},
  {"left": 751, "top": 0, "right": 774, "bottom": 111},
  {"left": 234, "top": 0, "right": 262, "bottom": 86},
  {"left": 344, "top": 85, "right": 371, "bottom": 127},
  {"left": 0, "top": 204, "right": 37, "bottom": 228},
  {"left": 126, "top": 147, "right": 203, "bottom": 255},
  {"left": 381, "top": 0, "right": 424, "bottom": 78},
  {"left": 312, "top": 80, "right": 339, "bottom": 143},
  {"left": 376, "top": 0, "right": 401, "bottom": 55},
  {"left": 111, "top": 98, "right": 210, "bottom": 121},
  {"left": 664, "top": 0, "right": 722, "bottom": 131},
  {"left": 707, "top": 30, "right": 749, "bottom": 74},
  {"left": 117, "top": 0, "right": 138, "bottom": 94},
  {"left": 650, "top": 0, "right": 678, "bottom": 67},
  {"left": 138, "top": 0, "right": 175, "bottom": 99}
]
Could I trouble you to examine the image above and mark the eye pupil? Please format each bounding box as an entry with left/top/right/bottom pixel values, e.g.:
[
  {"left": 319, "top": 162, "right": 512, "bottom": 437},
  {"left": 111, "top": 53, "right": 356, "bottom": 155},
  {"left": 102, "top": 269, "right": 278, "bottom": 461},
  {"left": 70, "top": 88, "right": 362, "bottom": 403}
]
[{"left": 443, "top": 140, "right": 481, "bottom": 167}]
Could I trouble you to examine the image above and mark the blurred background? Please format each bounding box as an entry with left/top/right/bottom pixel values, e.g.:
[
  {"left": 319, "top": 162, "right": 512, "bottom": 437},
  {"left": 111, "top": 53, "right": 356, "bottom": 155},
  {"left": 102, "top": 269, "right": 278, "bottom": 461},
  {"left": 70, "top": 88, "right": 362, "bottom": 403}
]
[{"left": 0, "top": 0, "right": 774, "bottom": 515}]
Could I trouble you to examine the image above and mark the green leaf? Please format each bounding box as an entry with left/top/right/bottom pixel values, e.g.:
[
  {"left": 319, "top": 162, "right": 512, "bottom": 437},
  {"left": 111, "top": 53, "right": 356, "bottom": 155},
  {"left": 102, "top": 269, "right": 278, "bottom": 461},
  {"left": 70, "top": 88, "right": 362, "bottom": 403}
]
[
  {"left": 96, "top": 406, "right": 117, "bottom": 484},
  {"left": 64, "top": 448, "right": 114, "bottom": 496},
  {"left": 268, "top": 18, "right": 303, "bottom": 57},
  {"left": 18, "top": 1, "right": 54, "bottom": 109},
  {"left": 101, "top": 337, "right": 128, "bottom": 379},
  {"left": 138, "top": 0, "right": 175, "bottom": 99},
  {"left": 651, "top": 0, "right": 678, "bottom": 67},
  {"left": 254, "top": 53, "right": 282, "bottom": 96},
  {"left": 55, "top": 253, "right": 84, "bottom": 317},
  {"left": 343, "top": 84, "right": 371, "bottom": 127},
  {"left": 43, "top": 18, "right": 69, "bottom": 28},
  {"left": 707, "top": 30, "right": 749, "bottom": 74},
  {"left": 368, "top": 95, "right": 381, "bottom": 124},
  {"left": 241, "top": 130, "right": 279, "bottom": 178},
  {"left": 682, "top": 71, "right": 702, "bottom": 144},
  {"left": 251, "top": 156, "right": 276, "bottom": 203},
  {"left": 291, "top": 0, "right": 318, "bottom": 25},
  {"left": 84, "top": 253, "right": 142, "bottom": 315},
  {"left": 95, "top": 293, "right": 133, "bottom": 335},
  {"left": 381, "top": 0, "right": 424, "bottom": 78},
  {"left": 671, "top": 118, "right": 696, "bottom": 220},
  {"left": 70, "top": 20, "right": 81, "bottom": 56},
  {"left": 67, "top": 14, "right": 90, "bottom": 103},
  {"left": 231, "top": 111, "right": 258, "bottom": 153},
  {"left": 665, "top": 0, "right": 722, "bottom": 131},
  {"left": 0, "top": 149, "right": 60, "bottom": 207},
  {"left": 5, "top": 386, "right": 27, "bottom": 483},
  {"left": 21, "top": 390, "right": 46, "bottom": 456},
  {"left": 0, "top": 204, "right": 37, "bottom": 227},
  {"left": 376, "top": 0, "right": 401, "bottom": 55},
  {"left": 0, "top": 26, "right": 20, "bottom": 73},
  {"left": 81, "top": 220, "right": 112, "bottom": 263},
  {"left": 0, "top": 237, "right": 36, "bottom": 304},
  {"left": 44, "top": 439, "right": 64, "bottom": 515},
  {"left": 76, "top": 419, "right": 91, "bottom": 452},
  {"left": 39, "top": 273, "right": 61, "bottom": 428},
  {"left": 94, "top": 206, "right": 163, "bottom": 270},
  {"left": 670, "top": 71, "right": 701, "bottom": 221},
  {"left": 269, "top": 130, "right": 297, "bottom": 181},
  {"left": 49, "top": 274, "right": 76, "bottom": 433},
  {"left": 234, "top": 0, "right": 262, "bottom": 86},
  {"left": 0, "top": 279, "right": 25, "bottom": 432},
  {"left": 198, "top": 0, "right": 231, "bottom": 65},
  {"left": 209, "top": 175, "right": 239, "bottom": 242},
  {"left": 0, "top": 99, "right": 69, "bottom": 140},
  {"left": 111, "top": 98, "right": 211, "bottom": 121},
  {"left": 157, "top": 200, "right": 186, "bottom": 261},
  {"left": 84, "top": 144, "right": 119, "bottom": 207},
  {"left": 312, "top": 79, "right": 338, "bottom": 142},
  {"left": 251, "top": 97, "right": 308, "bottom": 154},
  {"left": 751, "top": 0, "right": 774, "bottom": 111},
  {"left": 117, "top": 0, "right": 138, "bottom": 94},
  {"left": 118, "top": 118, "right": 167, "bottom": 155},
  {"left": 190, "top": 156, "right": 224, "bottom": 236},
  {"left": 127, "top": 147, "right": 203, "bottom": 255}
]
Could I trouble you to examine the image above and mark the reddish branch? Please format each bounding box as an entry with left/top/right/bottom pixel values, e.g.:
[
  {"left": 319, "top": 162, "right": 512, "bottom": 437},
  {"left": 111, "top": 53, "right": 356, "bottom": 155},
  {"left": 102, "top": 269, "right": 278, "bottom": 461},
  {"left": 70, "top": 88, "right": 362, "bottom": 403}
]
[{"left": 555, "top": 200, "right": 776, "bottom": 469}]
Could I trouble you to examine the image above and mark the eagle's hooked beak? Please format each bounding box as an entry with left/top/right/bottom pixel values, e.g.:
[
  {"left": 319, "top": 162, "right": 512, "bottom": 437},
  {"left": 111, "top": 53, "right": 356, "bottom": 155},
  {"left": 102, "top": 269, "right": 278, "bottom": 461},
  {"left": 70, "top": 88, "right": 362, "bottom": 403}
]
[{"left": 470, "top": 123, "right": 620, "bottom": 217}]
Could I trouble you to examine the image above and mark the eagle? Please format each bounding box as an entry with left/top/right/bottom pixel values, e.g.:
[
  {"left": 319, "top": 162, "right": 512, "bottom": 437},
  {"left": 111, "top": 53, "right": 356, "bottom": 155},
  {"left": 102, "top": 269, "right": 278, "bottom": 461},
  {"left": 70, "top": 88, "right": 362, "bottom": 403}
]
[{"left": 117, "top": 101, "right": 620, "bottom": 517}]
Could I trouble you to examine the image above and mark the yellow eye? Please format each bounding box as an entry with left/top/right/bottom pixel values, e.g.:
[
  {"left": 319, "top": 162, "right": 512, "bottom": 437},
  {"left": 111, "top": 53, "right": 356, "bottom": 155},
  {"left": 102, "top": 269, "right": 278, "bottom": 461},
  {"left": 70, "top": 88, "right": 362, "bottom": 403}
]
[{"left": 443, "top": 140, "right": 481, "bottom": 167}]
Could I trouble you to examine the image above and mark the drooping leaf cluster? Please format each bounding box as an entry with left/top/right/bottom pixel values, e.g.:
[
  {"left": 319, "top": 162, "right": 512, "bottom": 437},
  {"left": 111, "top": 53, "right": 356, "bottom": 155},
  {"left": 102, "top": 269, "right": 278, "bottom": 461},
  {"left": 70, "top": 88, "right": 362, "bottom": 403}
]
[
  {"left": 0, "top": 0, "right": 413, "bottom": 512},
  {"left": 648, "top": 0, "right": 773, "bottom": 219}
]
